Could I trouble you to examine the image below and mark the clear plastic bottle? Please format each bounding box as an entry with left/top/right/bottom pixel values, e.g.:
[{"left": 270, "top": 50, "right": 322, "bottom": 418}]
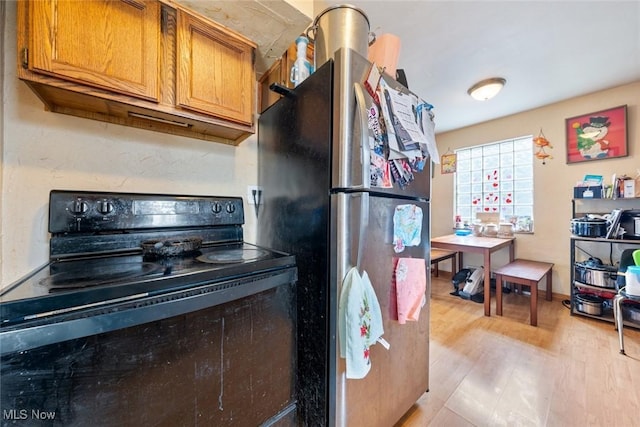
[{"left": 290, "top": 35, "right": 313, "bottom": 87}]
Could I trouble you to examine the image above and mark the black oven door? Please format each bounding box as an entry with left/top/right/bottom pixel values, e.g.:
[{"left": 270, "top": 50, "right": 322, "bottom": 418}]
[{"left": 1, "top": 271, "right": 297, "bottom": 426}]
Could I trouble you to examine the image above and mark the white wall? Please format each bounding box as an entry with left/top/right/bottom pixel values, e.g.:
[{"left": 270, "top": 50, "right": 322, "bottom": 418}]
[
  {"left": 433, "top": 82, "right": 640, "bottom": 297},
  {"left": 1, "top": 2, "right": 259, "bottom": 288}
]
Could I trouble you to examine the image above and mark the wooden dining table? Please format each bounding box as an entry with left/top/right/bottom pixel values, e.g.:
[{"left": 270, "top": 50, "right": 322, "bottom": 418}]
[{"left": 430, "top": 234, "right": 515, "bottom": 316}]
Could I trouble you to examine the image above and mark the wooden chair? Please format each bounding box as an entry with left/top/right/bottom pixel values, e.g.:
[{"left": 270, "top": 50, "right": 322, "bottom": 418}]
[{"left": 494, "top": 259, "right": 553, "bottom": 326}]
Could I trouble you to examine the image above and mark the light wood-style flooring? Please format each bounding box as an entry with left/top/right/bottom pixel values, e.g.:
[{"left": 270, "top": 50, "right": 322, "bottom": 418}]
[{"left": 395, "top": 274, "right": 640, "bottom": 427}]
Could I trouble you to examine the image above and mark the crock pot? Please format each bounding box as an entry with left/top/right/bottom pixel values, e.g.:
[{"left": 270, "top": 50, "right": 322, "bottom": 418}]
[
  {"left": 622, "top": 304, "right": 640, "bottom": 322},
  {"left": 575, "top": 293, "right": 604, "bottom": 316},
  {"left": 570, "top": 217, "right": 608, "bottom": 238},
  {"left": 574, "top": 258, "right": 618, "bottom": 288}
]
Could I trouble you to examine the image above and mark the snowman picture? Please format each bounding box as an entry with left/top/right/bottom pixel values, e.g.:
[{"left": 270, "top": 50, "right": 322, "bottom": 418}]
[{"left": 572, "top": 116, "right": 610, "bottom": 159}]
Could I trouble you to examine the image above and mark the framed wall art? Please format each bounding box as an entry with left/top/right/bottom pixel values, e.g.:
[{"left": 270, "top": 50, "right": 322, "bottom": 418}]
[
  {"left": 565, "top": 105, "right": 627, "bottom": 164},
  {"left": 441, "top": 153, "right": 457, "bottom": 174}
]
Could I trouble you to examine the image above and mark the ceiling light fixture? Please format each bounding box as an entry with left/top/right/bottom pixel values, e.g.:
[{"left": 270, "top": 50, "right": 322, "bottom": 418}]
[{"left": 467, "top": 77, "right": 506, "bottom": 101}]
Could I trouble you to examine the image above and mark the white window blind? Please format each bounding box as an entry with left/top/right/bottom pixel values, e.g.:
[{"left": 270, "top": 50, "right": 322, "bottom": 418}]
[{"left": 454, "top": 135, "right": 534, "bottom": 232}]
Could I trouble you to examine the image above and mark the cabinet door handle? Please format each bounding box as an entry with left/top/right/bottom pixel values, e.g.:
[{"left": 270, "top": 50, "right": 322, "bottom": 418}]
[{"left": 21, "top": 48, "right": 28, "bottom": 69}]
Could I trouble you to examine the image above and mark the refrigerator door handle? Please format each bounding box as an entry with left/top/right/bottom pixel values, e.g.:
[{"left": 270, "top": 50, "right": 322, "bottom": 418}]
[
  {"left": 353, "top": 83, "right": 371, "bottom": 190},
  {"left": 356, "top": 192, "right": 370, "bottom": 272},
  {"left": 353, "top": 83, "right": 371, "bottom": 272}
]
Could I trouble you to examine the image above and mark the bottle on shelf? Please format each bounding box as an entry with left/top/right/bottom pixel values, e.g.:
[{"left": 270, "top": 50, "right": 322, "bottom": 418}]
[{"left": 290, "top": 35, "right": 313, "bottom": 87}]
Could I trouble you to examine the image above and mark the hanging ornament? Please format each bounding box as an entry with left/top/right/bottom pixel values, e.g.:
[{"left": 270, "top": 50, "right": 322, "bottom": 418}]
[{"left": 533, "top": 128, "right": 553, "bottom": 165}]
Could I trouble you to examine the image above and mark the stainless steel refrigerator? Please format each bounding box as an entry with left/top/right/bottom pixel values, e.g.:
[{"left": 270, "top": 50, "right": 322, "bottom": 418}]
[{"left": 257, "top": 48, "right": 431, "bottom": 427}]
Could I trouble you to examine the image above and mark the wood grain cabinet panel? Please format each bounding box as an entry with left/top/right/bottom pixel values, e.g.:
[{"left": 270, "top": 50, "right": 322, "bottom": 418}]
[
  {"left": 17, "top": 0, "right": 257, "bottom": 145},
  {"left": 29, "top": 0, "right": 160, "bottom": 101},
  {"left": 258, "top": 41, "right": 313, "bottom": 113},
  {"left": 258, "top": 58, "right": 285, "bottom": 114},
  {"left": 177, "top": 10, "right": 254, "bottom": 126}
]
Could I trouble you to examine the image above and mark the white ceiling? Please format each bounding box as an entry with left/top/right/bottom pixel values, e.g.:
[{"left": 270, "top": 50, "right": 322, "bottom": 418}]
[
  {"left": 338, "top": 0, "right": 640, "bottom": 133},
  {"left": 180, "top": 1, "right": 640, "bottom": 133}
]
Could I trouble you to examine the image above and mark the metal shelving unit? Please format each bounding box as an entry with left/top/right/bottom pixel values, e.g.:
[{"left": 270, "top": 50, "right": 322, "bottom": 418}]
[{"left": 570, "top": 198, "right": 640, "bottom": 327}]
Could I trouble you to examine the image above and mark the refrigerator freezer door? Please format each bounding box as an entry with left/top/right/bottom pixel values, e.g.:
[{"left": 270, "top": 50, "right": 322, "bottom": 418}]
[
  {"left": 333, "top": 48, "right": 431, "bottom": 200},
  {"left": 331, "top": 191, "right": 430, "bottom": 426}
]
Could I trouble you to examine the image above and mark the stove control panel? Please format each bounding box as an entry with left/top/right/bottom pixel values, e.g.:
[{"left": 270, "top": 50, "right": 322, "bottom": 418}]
[{"left": 49, "top": 190, "right": 244, "bottom": 234}]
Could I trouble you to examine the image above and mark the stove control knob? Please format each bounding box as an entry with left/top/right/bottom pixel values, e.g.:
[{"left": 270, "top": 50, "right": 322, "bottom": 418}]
[
  {"left": 225, "top": 203, "right": 236, "bottom": 214},
  {"left": 70, "top": 200, "right": 89, "bottom": 215},
  {"left": 97, "top": 200, "right": 114, "bottom": 215},
  {"left": 212, "top": 202, "right": 222, "bottom": 214}
]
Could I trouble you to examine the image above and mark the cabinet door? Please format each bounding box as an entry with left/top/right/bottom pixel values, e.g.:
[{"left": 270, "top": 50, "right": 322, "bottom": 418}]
[
  {"left": 29, "top": 0, "right": 160, "bottom": 101},
  {"left": 259, "top": 42, "right": 314, "bottom": 113},
  {"left": 259, "top": 58, "right": 285, "bottom": 113},
  {"left": 176, "top": 10, "right": 255, "bottom": 126}
]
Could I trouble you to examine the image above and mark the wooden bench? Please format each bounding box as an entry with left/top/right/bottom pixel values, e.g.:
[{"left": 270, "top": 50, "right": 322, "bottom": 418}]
[
  {"left": 430, "top": 249, "right": 458, "bottom": 277},
  {"left": 494, "top": 259, "right": 553, "bottom": 326}
]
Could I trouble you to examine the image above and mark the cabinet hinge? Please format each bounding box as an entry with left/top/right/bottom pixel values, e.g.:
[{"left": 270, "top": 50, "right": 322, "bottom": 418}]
[
  {"left": 252, "top": 48, "right": 256, "bottom": 66},
  {"left": 21, "top": 48, "right": 28, "bottom": 69}
]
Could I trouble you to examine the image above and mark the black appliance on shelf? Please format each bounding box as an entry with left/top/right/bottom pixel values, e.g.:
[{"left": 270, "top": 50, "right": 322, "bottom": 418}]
[
  {"left": 0, "top": 190, "right": 297, "bottom": 426},
  {"left": 620, "top": 209, "right": 640, "bottom": 239}
]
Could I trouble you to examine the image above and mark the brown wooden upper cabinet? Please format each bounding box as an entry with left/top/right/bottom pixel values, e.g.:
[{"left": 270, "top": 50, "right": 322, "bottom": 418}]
[
  {"left": 28, "top": 0, "right": 160, "bottom": 102},
  {"left": 259, "top": 40, "right": 313, "bottom": 113},
  {"left": 176, "top": 10, "right": 254, "bottom": 126},
  {"left": 18, "top": 0, "right": 257, "bottom": 145}
]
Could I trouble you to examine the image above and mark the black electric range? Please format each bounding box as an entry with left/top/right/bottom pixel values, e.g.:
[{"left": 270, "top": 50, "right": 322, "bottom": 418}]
[{"left": 0, "top": 190, "right": 296, "bottom": 354}]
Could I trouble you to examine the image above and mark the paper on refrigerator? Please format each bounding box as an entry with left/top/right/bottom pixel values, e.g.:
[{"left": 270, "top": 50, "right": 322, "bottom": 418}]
[
  {"left": 377, "top": 79, "right": 439, "bottom": 162},
  {"left": 418, "top": 103, "right": 440, "bottom": 164}
]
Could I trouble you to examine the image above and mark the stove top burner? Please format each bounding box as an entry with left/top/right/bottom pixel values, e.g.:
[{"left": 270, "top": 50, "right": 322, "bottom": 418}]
[
  {"left": 39, "top": 262, "right": 164, "bottom": 290},
  {"left": 141, "top": 237, "right": 203, "bottom": 258},
  {"left": 0, "top": 191, "right": 297, "bottom": 337},
  {"left": 196, "top": 248, "right": 269, "bottom": 264},
  {"left": 26, "top": 245, "right": 277, "bottom": 293}
]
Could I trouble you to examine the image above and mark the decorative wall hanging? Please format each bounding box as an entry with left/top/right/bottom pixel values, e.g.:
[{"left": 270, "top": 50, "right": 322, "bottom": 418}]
[
  {"left": 441, "top": 151, "right": 456, "bottom": 174},
  {"left": 566, "top": 105, "right": 628, "bottom": 164},
  {"left": 533, "top": 128, "right": 553, "bottom": 165}
]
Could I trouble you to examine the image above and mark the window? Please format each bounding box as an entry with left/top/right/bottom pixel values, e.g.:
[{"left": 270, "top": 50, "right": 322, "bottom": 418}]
[{"left": 454, "top": 136, "right": 534, "bottom": 232}]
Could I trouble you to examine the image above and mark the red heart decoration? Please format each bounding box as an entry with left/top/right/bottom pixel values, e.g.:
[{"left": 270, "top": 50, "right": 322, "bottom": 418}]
[
  {"left": 484, "top": 207, "right": 490, "bottom": 212},
  {"left": 506, "top": 198, "right": 512, "bottom": 203}
]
